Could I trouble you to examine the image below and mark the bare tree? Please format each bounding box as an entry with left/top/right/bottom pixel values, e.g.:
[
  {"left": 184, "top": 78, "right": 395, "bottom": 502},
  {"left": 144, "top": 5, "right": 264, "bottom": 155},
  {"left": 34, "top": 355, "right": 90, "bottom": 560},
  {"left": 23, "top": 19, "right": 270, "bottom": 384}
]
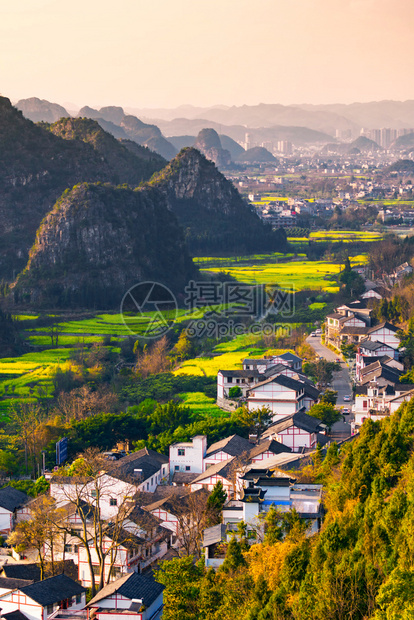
[
  {"left": 167, "top": 489, "right": 215, "bottom": 558},
  {"left": 48, "top": 448, "right": 139, "bottom": 595},
  {"left": 8, "top": 496, "right": 61, "bottom": 579}
]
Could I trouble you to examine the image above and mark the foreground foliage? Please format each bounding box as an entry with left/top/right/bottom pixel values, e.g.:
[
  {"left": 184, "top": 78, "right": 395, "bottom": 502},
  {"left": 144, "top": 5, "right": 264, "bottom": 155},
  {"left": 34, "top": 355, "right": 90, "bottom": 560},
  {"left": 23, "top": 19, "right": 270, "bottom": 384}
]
[{"left": 156, "top": 399, "right": 414, "bottom": 619}]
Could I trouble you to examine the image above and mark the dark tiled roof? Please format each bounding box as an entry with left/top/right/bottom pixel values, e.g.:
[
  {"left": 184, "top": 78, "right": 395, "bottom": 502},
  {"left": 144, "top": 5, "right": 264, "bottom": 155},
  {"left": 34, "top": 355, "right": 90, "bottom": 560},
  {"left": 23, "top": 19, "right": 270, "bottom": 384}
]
[
  {"left": 219, "top": 369, "right": 261, "bottom": 378},
  {"left": 368, "top": 322, "right": 400, "bottom": 334},
  {"left": 340, "top": 326, "right": 369, "bottom": 335},
  {"left": 3, "top": 612, "right": 28, "bottom": 620},
  {"left": 277, "top": 352, "right": 302, "bottom": 363},
  {"left": 171, "top": 472, "right": 199, "bottom": 484},
  {"left": 0, "top": 487, "right": 29, "bottom": 512},
  {"left": 326, "top": 313, "right": 344, "bottom": 319},
  {"left": 250, "top": 373, "right": 307, "bottom": 392},
  {"left": 263, "top": 411, "right": 323, "bottom": 435},
  {"left": 359, "top": 340, "right": 389, "bottom": 352},
  {"left": 0, "top": 577, "right": 34, "bottom": 590},
  {"left": 206, "top": 434, "right": 252, "bottom": 457},
  {"left": 190, "top": 458, "right": 235, "bottom": 484},
  {"left": 249, "top": 439, "right": 292, "bottom": 458},
  {"left": 19, "top": 573, "right": 85, "bottom": 606},
  {"left": 2, "top": 564, "right": 41, "bottom": 582},
  {"left": 87, "top": 572, "right": 164, "bottom": 608},
  {"left": 111, "top": 448, "right": 168, "bottom": 483}
]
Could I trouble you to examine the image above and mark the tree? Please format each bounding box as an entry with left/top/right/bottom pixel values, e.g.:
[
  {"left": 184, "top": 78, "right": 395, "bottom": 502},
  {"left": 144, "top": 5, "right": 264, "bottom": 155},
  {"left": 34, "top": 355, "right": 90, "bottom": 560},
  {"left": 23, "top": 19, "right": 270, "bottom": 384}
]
[
  {"left": 320, "top": 389, "right": 338, "bottom": 406},
  {"left": 155, "top": 555, "right": 204, "bottom": 620},
  {"left": 168, "top": 489, "right": 215, "bottom": 558},
  {"left": 307, "top": 402, "right": 341, "bottom": 431},
  {"left": 207, "top": 481, "right": 227, "bottom": 525},
  {"left": 8, "top": 495, "right": 61, "bottom": 579},
  {"left": 228, "top": 386, "right": 242, "bottom": 398},
  {"left": 48, "top": 448, "right": 139, "bottom": 596}
]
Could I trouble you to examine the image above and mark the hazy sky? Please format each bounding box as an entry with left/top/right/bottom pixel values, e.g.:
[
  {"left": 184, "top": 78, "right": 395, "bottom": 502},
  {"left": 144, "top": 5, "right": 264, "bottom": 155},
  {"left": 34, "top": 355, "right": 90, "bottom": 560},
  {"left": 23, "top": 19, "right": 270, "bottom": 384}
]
[{"left": 1, "top": 0, "right": 414, "bottom": 109}]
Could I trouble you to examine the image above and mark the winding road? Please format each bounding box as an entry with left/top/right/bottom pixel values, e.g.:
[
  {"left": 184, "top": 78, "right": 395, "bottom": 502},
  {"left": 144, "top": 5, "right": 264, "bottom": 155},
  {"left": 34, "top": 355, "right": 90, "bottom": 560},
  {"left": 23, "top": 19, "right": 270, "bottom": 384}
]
[{"left": 306, "top": 335, "right": 353, "bottom": 440}]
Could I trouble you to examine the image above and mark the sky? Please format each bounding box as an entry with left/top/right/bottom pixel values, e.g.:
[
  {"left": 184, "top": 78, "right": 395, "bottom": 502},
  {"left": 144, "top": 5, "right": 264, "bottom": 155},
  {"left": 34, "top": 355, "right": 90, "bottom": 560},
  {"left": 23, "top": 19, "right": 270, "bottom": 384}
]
[{"left": 1, "top": 0, "right": 414, "bottom": 110}]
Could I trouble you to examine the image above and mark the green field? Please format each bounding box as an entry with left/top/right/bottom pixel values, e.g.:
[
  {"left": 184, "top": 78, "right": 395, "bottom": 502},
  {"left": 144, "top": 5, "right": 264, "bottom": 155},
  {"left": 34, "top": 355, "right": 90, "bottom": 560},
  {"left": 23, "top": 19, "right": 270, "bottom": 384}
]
[
  {"left": 174, "top": 333, "right": 292, "bottom": 377},
  {"left": 288, "top": 230, "right": 383, "bottom": 244},
  {"left": 195, "top": 251, "right": 370, "bottom": 293},
  {"left": 0, "top": 348, "right": 77, "bottom": 418},
  {"left": 179, "top": 392, "right": 225, "bottom": 418}
]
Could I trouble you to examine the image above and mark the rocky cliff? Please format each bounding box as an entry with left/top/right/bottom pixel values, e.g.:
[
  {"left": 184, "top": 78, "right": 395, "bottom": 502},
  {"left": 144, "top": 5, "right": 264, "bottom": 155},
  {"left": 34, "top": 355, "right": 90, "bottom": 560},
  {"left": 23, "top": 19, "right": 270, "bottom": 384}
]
[
  {"left": 14, "top": 183, "right": 196, "bottom": 308},
  {"left": 0, "top": 98, "right": 166, "bottom": 279},
  {"left": 149, "top": 148, "right": 287, "bottom": 255},
  {"left": 194, "top": 128, "right": 231, "bottom": 168},
  {"left": 78, "top": 105, "right": 177, "bottom": 160}
]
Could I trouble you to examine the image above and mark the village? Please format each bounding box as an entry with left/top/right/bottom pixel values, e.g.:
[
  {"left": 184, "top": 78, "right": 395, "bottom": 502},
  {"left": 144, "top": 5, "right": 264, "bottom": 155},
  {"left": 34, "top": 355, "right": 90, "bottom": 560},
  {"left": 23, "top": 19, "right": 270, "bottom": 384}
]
[{"left": 0, "top": 254, "right": 410, "bottom": 620}]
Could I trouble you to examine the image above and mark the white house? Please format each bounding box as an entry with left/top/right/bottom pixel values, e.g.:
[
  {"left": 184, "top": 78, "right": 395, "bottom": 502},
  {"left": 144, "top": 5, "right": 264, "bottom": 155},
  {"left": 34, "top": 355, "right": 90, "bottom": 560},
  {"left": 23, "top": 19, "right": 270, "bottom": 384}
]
[
  {"left": 50, "top": 449, "right": 169, "bottom": 520},
  {"left": 260, "top": 411, "right": 325, "bottom": 452},
  {"left": 367, "top": 322, "right": 400, "bottom": 350},
  {"left": 87, "top": 572, "right": 164, "bottom": 620},
  {"left": 247, "top": 375, "right": 316, "bottom": 419},
  {"left": 0, "top": 574, "right": 86, "bottom": 620},
  {"left": 0, "top": 488, "right": 30, "bottom": 535},
  {"left": 169, "top": 435, "right": 207, "bottom": 476}
]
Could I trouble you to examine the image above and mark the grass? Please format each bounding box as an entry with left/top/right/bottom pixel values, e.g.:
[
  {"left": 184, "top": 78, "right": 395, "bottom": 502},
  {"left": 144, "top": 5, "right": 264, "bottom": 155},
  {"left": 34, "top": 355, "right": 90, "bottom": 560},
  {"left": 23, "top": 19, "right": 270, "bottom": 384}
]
[
  {"left": 199, "top": 259, "right": 341, "bottom": 291},
  {"left": 178, "top": 392, "right": 225, "bottom": 418},
  {"left": 288, "top": 231, "right": 383, "bottom": 244},
  {"left": 196, "top": 253, "right": 369, "bottom": 294},
  {"left": 174, "top": 333, "right": 290, "bottom": 377},
  {"left": 0, "top": 348, "right": 75, "bottom": 402}
]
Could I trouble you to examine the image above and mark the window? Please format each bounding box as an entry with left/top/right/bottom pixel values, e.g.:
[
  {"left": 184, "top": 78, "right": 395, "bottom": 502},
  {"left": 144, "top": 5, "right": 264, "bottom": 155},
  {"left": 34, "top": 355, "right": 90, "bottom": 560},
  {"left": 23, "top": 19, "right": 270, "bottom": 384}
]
[
  {"left": 64, "top": 544, "right": 72, "bottom": 553},
  {"left": 174, "top": 465, "right": 179, "bottom": 471},
  {"left": 178, "top": 448, "right": 185, "bottom": 456},
  {"left": 47, "top": 605, "right": 54, "bottom": 615},
  {"left": 185, "top": 466, "right": 191, "bottom": 471},
  {"left": 227, "top": 377, "right": 233, "bottom": 383},
  {"left": 74, "top": 545, "right": 79, "bottom": 553},
  {"left": 363, "top": 400, "right": 368, "bottom": 409},
  {"left": 92, "top": 565, "right": 100, "bottom": 576},
  {"left": 146, "top": 482, "right": 149, "bottom": 490},
  {"left": 110, "top": 498, "right": 117, "bottom": 506},
  {"left": 91, "top": 490, "right": 97, "bottom": 498},
  {"left": 76, "top": 594, "right": 82, "bottom": 604},
  {"left": 151, "top": 477, "right": 154, "bottom": 486}
]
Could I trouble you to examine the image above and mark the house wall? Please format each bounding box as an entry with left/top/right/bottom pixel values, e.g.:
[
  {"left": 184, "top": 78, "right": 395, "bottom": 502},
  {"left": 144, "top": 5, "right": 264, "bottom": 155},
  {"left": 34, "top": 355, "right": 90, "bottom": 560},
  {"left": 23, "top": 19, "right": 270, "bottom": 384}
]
[
  {"left": 191, "top": 474, "right": 233, "bottom": 494},
  {"left": 276, "top": 427, "right": 315, "bottom": 452},
  {"left": 369, "top": 328, "right": 400, "bottom": 350},
  {"left": 0, "top": 508, "right": 13, "bottom": 534},
  {"left": 169, "top": 436, "right": 206, "bottom": 475},
  {"left": 248, "top": 382, "right": 302, "bottom": 419}
]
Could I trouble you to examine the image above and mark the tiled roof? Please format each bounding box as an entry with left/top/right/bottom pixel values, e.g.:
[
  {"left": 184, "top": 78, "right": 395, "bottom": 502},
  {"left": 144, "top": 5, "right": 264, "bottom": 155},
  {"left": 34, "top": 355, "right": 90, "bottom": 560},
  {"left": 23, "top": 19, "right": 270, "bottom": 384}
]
[
  {"left": 262, "top": 411, "right": 323, "bottom": 435},
  {"left": 248, "top": 439, "right": 292, "bottom": 458},
  {"left": 111, "top": 448, "right": 168, "bottom": 483},
  {"left": 219, "top": 369, "right": 261, "bottom": 378},
  {"left": 206, "top": 434, "right": 252, "bottom": 457},
  {"left": 18, "top": 573, "right": 85, "bottom": 606},
  {"left": 87, "top": 572, "right": 164, "bottom": 608},
  {"left": 190, "top": 458, "right": 235, "bottom": 484},
  {"left": 2, "top": 563, "right": 41, "bottom": 582},
  {"left": 0, "top": 487, "right": 30, "bottom": 512},
  {"left": 368, "top": 322, "right": 400, "bottom": 334},
  {"left": 0, "top": 577, "right": 34, "bottom": 590}
]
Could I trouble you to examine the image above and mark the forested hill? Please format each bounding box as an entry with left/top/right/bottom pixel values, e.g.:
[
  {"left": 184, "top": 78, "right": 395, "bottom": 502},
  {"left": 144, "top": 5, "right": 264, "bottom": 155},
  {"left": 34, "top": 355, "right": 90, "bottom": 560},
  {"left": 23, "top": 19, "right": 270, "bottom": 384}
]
[
  {"left": 148, "top": 148, "right": 288, "bottom": 255},
  {"left": 158, "top": 399, "right": 414, "bottom": 619},
  {"left": 13, "top": 183, "right": 196, "bottom": 308},
  {"left": 0, "top": 97, "right": 166, "bottom": 281}
]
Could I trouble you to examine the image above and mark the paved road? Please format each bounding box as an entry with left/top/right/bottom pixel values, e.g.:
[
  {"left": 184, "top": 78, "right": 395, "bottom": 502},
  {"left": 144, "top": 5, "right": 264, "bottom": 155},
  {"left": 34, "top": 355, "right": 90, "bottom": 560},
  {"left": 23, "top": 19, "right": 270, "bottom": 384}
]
[{"left": 306, "top": 335, "right": 353, "bottom": 438}]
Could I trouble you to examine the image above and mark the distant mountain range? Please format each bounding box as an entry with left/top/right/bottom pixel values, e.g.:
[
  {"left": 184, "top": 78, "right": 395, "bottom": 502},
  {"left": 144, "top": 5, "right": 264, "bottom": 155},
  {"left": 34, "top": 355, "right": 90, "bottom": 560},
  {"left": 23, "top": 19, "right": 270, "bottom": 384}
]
[
  {"left": 1, "top": 97, "right": 286, "bottom": 308},
  {"left": 129, "top": 100, "right": 414, "bottom": 135}
]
